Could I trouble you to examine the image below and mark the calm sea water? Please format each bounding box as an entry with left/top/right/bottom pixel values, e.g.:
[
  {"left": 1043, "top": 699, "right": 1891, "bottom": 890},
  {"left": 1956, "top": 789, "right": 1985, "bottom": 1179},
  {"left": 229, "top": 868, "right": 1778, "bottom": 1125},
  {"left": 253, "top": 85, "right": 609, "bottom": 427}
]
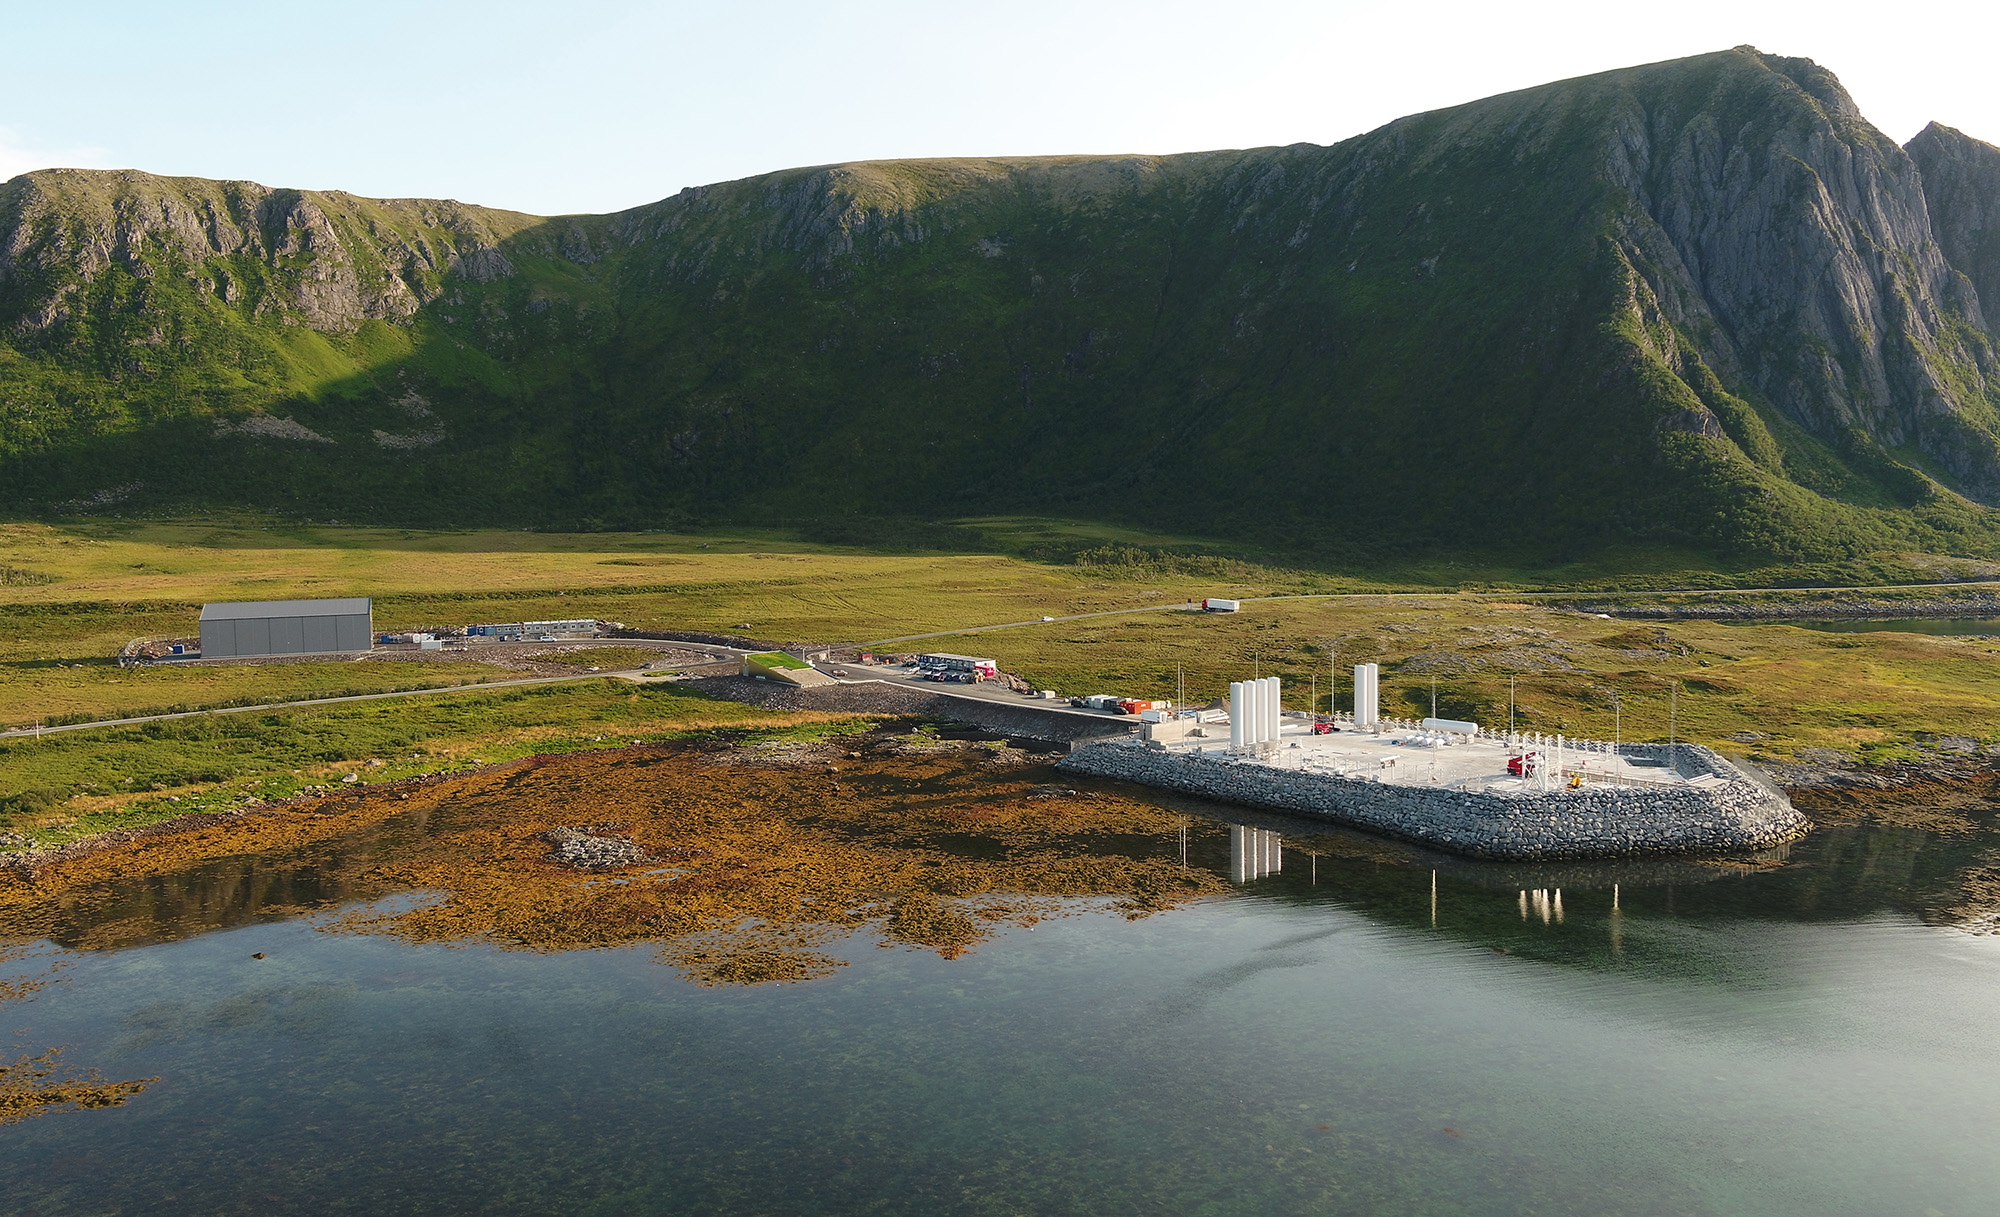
[
  {"left": 1757, "top": 616, "right": 2000, "bottom": 637},
  {"left": 5, "top": 805, "right": 1999, "bottom": 1215}
]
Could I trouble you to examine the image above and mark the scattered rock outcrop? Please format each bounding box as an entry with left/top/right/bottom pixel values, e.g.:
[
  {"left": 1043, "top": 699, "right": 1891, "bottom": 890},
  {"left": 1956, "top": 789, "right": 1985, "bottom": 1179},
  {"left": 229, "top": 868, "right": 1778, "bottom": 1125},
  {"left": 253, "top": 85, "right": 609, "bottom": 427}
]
[{"left": 541, "top": 826, "right": 645, "bottom": 870}]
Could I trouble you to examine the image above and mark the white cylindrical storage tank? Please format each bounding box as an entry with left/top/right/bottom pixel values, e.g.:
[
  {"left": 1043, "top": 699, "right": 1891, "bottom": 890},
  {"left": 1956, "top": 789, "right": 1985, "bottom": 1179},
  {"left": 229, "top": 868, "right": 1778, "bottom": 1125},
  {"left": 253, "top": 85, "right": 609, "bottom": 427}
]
[
  {"left": 1268, "top": 677, "right": 1282, "bottom": 741},
  {"left": 1246, "top": 679, "right": 1263, "bottom": 745},
  {"left": 1229, "top": 682, "right": 1244, "bottom": 751}
]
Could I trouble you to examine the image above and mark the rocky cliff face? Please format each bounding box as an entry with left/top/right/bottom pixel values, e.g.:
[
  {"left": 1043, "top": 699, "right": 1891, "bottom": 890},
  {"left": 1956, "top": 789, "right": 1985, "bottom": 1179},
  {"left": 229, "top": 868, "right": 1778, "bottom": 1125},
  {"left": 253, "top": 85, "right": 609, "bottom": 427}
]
[
  {"left": 1908, "top": 122, "right": 2000, "bottom": 342},
  {"left": 0, "top": 170, "right": 541, "bottom": 334},
  {"left": 1599, "top": 51, "right": 2000, "bottom": 500}
]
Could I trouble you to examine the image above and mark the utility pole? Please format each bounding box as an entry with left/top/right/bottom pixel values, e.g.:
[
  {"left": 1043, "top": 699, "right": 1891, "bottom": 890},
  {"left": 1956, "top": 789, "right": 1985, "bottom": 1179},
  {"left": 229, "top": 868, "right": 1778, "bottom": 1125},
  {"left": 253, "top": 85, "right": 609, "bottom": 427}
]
[
  {"left": 1509, "top": 677, "right": 1516, "bottom": 734},
  {"left": 1430, "top": 677, "right": 1437, "bottom": 720},
  {"left": 1614, "top": 691, "right": 1621, "bottom": 756},
  {"left": 1670, "top": 681, "right": 1678, "bottom": 759}
]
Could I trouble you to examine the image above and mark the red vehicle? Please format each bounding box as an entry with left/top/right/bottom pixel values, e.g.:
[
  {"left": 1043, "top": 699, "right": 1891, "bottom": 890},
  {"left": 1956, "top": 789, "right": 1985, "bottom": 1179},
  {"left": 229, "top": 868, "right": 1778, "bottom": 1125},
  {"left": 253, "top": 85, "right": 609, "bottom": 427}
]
[
  {"left": 1508, "top": 752, "right": 1539, "bottom": 777},
  {"left": 1311, "top": 721, "right": 1337, "bottom": 735}
]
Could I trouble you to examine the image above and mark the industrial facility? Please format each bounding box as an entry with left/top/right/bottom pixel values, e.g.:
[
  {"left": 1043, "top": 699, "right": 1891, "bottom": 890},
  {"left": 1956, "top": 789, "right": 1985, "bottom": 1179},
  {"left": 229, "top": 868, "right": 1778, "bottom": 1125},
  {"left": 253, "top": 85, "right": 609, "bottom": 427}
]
[
  {"left": 464, "top": 619, "right": 599, "bottom": 641},
  {"left": 198, "top": 597, "right": 373, "bottom": 659},
  {"left": 916, "top": 653, "right": 999, "bottom": 680}
]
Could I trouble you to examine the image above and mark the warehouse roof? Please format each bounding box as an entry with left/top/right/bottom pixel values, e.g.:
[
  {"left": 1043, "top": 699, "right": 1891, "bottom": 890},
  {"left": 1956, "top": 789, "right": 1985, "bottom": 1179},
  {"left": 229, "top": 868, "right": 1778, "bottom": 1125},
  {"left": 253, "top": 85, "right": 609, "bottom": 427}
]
[{"left": 199, "top": 597, "right": 373, "bottom": 621}]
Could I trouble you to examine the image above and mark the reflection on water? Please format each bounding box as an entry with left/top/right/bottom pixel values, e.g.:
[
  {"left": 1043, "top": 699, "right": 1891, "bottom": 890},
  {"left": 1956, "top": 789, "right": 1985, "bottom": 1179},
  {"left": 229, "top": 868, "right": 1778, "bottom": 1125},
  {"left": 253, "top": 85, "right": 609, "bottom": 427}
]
[
  {"left": 1520, "top": 887, "right": 1564, "bottom": 924},
  {"left": 1228, "top": 825, "right": 1283, "bottom": 883},
  {"left": 1752, "top": 616, "right": 2000, "bottom": 636},
  {"left": 3, "top": 744, "right": 2000, "bottom": 1214}
]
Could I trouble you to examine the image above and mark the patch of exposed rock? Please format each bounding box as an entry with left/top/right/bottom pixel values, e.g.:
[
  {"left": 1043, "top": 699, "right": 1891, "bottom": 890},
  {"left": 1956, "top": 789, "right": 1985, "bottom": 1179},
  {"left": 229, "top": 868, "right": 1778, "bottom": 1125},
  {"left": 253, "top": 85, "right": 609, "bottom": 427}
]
[
  {"left": 213, "top": 413, "right": 333, "bottom": 443},
  {"left": 541, "top": 827, "right": 645, "bottom": 870}
]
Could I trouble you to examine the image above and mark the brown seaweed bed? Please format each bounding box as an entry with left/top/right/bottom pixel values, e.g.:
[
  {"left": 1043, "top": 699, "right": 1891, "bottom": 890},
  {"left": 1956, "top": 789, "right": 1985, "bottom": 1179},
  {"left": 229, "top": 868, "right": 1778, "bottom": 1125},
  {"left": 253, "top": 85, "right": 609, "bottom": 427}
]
[
  {"left": 0, "top": 948, "right": 153, "bottom": 1125},
  {"left": 0, "top": 727, "right": 1230, "bottom": 986},
  {"left": 0, "top": 1046, "right": 152, "bottom": 1126}
]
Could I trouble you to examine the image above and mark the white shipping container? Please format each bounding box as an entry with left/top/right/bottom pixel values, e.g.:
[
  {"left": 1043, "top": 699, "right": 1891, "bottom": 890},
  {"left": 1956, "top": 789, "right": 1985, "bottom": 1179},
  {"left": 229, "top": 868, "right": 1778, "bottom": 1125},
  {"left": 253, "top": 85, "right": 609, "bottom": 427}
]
[
  {"left": 1422, "top": 717, "right": 1480, "bottom": 736},
  {"left": 1203, "top": 598, "right": 1241, "bottom": 612}
]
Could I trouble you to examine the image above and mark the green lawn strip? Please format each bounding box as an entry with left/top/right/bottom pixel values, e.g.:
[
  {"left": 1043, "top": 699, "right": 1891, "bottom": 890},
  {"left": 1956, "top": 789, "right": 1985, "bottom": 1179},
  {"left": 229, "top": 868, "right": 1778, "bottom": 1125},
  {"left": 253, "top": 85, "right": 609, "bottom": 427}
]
[{"left": 0, "top": 681, "right": 876, "bottom": 851}]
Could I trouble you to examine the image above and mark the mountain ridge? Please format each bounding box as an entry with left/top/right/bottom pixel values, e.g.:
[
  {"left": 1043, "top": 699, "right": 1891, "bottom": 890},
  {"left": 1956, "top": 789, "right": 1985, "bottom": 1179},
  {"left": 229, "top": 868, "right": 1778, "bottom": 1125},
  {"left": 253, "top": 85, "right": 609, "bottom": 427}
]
[{"left": 7, "top": 46, "right": 2000, "bottom": 573}]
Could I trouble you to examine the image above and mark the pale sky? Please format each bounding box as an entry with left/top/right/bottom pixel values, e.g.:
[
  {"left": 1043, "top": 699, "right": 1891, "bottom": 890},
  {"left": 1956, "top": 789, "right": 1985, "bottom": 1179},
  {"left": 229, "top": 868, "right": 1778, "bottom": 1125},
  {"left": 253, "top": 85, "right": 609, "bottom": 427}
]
[{"left": 3, "top": 0, "right": 1997, "bottom": 217}]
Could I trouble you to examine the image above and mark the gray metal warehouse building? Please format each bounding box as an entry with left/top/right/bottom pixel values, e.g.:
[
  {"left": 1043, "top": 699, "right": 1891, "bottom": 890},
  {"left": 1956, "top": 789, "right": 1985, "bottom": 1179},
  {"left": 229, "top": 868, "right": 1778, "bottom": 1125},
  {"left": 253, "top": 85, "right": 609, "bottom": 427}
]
[{"left": 199, "top": 597, "right": 373, "bottom": 659}]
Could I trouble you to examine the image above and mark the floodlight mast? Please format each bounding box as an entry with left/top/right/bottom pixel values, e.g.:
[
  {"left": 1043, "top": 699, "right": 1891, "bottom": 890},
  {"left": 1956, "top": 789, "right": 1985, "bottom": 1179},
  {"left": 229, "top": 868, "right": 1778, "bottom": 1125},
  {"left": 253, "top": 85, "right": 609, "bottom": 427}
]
[{"left": 1670, "top": 682, "right": 1678, "bottom": 761}]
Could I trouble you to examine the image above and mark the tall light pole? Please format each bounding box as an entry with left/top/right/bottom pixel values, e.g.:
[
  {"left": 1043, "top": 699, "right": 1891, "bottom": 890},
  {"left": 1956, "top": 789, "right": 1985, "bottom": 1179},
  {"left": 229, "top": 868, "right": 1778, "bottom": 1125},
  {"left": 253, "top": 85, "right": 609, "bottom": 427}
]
[
  {"left": 1670, "top": 681, "right": 1678, "bottom": 759},
  {"left": 1614, "top": 691, "right": 1621, "bottom": 755},
  {"left": 1509, "top": 676, "right": 1516, "bottom": 734}
]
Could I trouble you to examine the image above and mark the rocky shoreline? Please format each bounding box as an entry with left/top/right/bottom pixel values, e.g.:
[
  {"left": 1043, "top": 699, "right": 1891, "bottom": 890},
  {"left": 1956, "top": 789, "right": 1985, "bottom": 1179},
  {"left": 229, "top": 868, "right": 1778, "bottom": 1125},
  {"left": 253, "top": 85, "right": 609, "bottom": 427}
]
[{"left": 1562, "top": 587, "right": 2000, "bottom": 621}]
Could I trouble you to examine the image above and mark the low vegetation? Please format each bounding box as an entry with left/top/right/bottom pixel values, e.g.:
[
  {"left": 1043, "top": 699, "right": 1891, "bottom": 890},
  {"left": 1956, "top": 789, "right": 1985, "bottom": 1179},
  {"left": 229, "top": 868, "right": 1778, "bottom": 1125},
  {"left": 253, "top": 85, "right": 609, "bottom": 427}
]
[{"left": 0, "top": 681, "right": 843, "bottom": 848}]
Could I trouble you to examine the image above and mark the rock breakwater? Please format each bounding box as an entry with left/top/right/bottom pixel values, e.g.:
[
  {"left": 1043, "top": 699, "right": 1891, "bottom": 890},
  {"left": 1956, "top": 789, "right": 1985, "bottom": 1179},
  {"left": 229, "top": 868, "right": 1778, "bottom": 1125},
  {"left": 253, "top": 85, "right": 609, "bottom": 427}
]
[{"left": 1058, "top": 741, "right": 1808, "bottom": 860}]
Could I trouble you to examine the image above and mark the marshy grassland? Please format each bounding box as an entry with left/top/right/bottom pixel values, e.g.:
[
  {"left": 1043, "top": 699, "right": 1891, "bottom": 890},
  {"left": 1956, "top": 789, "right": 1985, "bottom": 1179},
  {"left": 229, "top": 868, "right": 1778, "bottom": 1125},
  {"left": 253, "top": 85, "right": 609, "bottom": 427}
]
[{"left": 5, "top": 516, "right": 2000, "bottom": 850}]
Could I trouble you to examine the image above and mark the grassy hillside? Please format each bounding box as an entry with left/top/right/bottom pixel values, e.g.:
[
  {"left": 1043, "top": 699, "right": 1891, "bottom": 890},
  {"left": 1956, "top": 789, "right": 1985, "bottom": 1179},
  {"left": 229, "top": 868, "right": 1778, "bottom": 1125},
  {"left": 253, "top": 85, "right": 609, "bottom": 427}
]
[{"left": 7, "top": 49, "right": 2000, "bottom": 574}]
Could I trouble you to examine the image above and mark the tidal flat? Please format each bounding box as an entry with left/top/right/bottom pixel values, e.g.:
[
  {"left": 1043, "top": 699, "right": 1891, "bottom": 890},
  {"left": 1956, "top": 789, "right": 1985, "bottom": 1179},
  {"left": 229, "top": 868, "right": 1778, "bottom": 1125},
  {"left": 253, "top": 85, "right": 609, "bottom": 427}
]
[{"left": 4, "top": 729, "right": 2000, "bottom": 1214}]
